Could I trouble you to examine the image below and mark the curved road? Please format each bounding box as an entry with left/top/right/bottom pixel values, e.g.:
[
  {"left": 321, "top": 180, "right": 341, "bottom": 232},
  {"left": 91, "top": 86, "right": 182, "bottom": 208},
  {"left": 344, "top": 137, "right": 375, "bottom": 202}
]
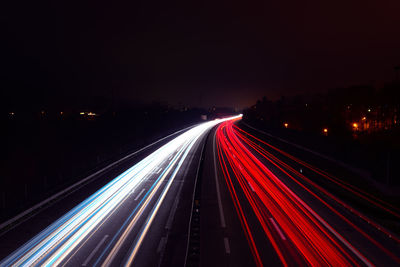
[{"left": 0, "top": 116, "right": 240, "bottom": 267}]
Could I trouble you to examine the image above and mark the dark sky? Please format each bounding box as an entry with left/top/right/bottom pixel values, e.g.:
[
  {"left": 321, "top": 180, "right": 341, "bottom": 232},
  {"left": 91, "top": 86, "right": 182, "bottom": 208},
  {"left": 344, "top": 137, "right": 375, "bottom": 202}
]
[{"left": 1, "top": 0, "right": 400, "bottom": 109}]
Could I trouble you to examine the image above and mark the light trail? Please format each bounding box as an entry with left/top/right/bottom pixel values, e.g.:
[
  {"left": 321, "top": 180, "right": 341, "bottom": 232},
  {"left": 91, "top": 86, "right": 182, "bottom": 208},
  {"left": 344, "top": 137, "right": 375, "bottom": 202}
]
[
  {"left": 234, "top": 125, "right": 400, "bottom": 222},
  {"left": 215, "top": 119, "right": 393, "bottom": 266},
  {"left": 234, "top": 126, "right": 400, "bottom": 264},
  {"left": 0, "top": 115, "right": 241, "bottom": 267}
]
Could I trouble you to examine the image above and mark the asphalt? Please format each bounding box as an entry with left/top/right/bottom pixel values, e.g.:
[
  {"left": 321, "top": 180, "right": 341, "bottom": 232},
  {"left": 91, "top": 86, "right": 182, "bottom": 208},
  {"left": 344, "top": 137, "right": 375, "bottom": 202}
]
[
  {"left": 209, "top": 121, "right": 400, "bottom": 266},
  {"left": 2, "top": 119, "right": 399, "bottom": 266},
  {"left": 199, "top": 127, "right": 282, "bottom": 267},
  {"left": 0, "top": 124, "right": 207, "bottom": 266}
]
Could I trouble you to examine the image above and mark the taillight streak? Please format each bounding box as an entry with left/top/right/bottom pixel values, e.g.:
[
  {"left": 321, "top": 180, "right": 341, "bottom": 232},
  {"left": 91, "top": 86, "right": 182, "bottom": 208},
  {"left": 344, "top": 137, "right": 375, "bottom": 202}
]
[
  {"left": 216, "top": 120, "right": 374, "bottom": 266},
  {"left": 234, "top": 128, "right": 400, "bottom": 263}
]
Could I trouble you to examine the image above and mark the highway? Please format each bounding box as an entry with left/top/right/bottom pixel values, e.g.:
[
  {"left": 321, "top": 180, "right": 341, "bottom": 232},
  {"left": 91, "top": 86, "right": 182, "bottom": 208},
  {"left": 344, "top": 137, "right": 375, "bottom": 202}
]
[
  {"left": 200, "top": 118, "right": 400, "bottom": 266},
  {"left": 0, "top": 116, "right": 240, "bottom": 267},
  {"left": 2, "top": 114, "right": 400, "bottom": 267}
]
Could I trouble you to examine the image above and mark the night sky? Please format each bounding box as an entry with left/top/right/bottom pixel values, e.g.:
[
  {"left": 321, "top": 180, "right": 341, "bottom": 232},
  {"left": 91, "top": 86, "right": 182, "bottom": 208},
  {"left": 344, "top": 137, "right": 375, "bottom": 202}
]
[{"left": 1, "top": 0, "right": 400, "bottom": 109}]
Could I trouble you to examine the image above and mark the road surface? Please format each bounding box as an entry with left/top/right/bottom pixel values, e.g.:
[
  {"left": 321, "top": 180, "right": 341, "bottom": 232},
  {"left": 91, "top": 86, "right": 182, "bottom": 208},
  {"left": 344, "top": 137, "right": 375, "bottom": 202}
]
[
  {"left": 199, "top": 118, "right": 400, "bottom": 266},
  {"left": 2, "top": 115, "right": 399, "bottom": 266},
  {"left": 0, "top": 116, "right": 240, "bottom": 267}
]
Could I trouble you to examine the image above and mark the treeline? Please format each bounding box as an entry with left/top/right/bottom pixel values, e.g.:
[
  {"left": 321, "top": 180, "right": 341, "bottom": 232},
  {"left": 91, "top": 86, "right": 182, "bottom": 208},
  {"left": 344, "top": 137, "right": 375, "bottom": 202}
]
[
  {"left": 244, "top": 81, "right": 400, "bottom": 139},
  {"left": 1, "top": 103, "right": 207, "bottom": 222},
  {"left": 243, "top": 82, "right": 400, "bottom": 187}
]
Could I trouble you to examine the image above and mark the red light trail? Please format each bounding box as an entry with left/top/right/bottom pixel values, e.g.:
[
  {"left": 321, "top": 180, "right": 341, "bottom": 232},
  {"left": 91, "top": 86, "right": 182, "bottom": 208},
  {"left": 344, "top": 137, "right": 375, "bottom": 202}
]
[{"left": 215, "top": 119, "right": 400, "bottom": 266}]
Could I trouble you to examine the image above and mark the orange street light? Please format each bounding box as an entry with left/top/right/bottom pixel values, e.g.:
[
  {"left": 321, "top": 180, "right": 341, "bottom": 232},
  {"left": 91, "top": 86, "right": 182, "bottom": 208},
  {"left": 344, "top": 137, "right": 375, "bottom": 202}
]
[
  {"left": 353, "top": 123, "right": 358, "bottom": 129},
  {"left": 284, "top": 123, "right": 288, "bottom": 128},
  {"left": 323, "top": 128, "right": 328, "bottom": 133}
]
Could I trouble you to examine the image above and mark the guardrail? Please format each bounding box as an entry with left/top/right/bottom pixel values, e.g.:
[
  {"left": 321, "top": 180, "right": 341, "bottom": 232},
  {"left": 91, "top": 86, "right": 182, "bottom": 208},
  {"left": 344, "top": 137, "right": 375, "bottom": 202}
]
[{"left": 0, "top": 124, "right": 196, "bottom": 235}]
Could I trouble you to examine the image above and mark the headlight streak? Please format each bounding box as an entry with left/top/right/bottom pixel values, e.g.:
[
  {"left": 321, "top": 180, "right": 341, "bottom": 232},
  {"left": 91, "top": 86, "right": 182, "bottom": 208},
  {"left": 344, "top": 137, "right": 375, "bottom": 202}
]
[
  {"left": 1, "top": 115, "right": 241, "bottom": 267},
  {"left": 3, "top": 163, "right": 150, "bottom": 267},
  {"left": 122, "top": 125, "right": 203, "bottom": 266},
  {"left": 216, "top": 120, "right": 376, "bottom": 266},
  {"left": 45, "top": 129, "right": 198, "bottom": 267},
  {"left": 101, "top": 128, "right": 197, "bottom": 267},
  {"left": 18, "top": 148, "right": 172, "bottom": 266}
]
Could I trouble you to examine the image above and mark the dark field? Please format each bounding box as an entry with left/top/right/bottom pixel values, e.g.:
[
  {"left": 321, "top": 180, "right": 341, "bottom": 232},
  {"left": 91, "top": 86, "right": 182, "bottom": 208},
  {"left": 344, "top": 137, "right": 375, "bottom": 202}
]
[{"left": 0, "top": 107, "right": 205, "bottom": 222}]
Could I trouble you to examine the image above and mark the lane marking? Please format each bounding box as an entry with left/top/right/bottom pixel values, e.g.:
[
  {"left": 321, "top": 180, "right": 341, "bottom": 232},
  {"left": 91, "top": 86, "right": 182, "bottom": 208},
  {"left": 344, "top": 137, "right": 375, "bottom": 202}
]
[
  {"left": 213, "top": 130, "right": 227, "bottom": 228},
  {"left": 156, "top": 167, "right": 162, "bottom": 174},
  {"left": 129, "top": 189, "right": 135, "bottom": 195},
  {"left": 134, "top": 189, "right": 146, "bottom": 201},
  {"left": 269, "top": 218, "right": 286, "bottom": 240},
  {"left": 123, "top": 133, "right": 202, "bottom": 266},
  {"left": 101, "top": 123, "right": 220, "bottom": 267},
  {"left": 248, "top": 182, "right": 255, "bottom": 192},
  {"left": 102, "top": 160, "right": 176, "bottom": 266},
  {"left": 61, "top": 187, "right": 133, "bottom": 267},
  {"left": 81, "top": 235, "right": 109, "bottom": 266},
  {"left": 4, "top": 118, "right": 241, "bottom": 267},
  {"left": 224, "top": 237, "right": 231, "bottom": 254},
  {"left": 271, "top": 173, "right": 374, "bottom": 267},
  {"left": 0, "top": 124, "right": 198, "bottom": 234},
  {"left": 243, "top": 122, "right": 370, "bottom": 179}
]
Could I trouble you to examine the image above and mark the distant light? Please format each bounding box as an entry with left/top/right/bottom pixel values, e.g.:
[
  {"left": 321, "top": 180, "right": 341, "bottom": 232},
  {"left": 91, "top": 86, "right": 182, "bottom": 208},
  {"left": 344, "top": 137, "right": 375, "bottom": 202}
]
[
  {"left": 87, "top": 112, "right": 96, "bottom": 116},
  {"left": 60, "top": 111, "right": 63, "bottom": 115},
  {"left": 80, "top": 112, "right": 85, "bottom": 115},
  {"left": 9, "top": 112, "right": 15, "bottom": 116},
  {"left": 362, "top": 116, "right": 366, "bottom": 120},
  {"left": 284, "top": 123, "right": 288, "bottom": 128},
  {"left": 368, "top": 108, "right": 371, "bottom": 112},
  {"left": 41, "top": 110, "right": 45, "bottom": 115},
  {"left": 353, "top": 123, "right": 358, "bottom": 128},
  {"left": 323, "top": 128, "right": 328, "bottom": 133}
]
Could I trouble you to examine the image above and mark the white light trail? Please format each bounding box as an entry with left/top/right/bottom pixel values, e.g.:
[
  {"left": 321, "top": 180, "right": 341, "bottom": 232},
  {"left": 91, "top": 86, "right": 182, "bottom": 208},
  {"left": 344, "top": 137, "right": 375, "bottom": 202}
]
[{"left": 0, "top": 115, "right": 241, "bottom": 267}]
